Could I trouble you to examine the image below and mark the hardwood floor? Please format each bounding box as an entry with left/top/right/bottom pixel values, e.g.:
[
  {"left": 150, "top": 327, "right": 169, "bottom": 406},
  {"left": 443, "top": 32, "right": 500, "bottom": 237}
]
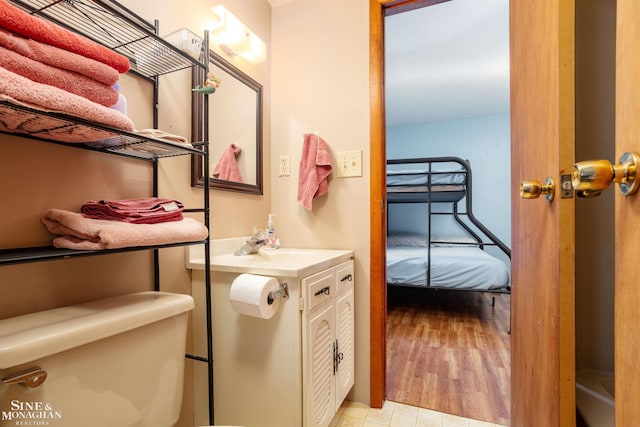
[{"left": 386, "top": 286, "right": 511, "bottom": 426}]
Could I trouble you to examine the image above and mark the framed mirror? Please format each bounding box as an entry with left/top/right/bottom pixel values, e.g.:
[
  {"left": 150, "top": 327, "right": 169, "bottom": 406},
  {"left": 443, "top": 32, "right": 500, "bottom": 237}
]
[{"left": 191, "top": 50, "right": 263, "bottom": 194}]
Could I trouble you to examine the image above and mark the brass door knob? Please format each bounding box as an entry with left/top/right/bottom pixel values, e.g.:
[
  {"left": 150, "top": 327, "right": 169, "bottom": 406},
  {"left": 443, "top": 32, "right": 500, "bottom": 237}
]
[
  {"left": 520, "top": 177, "right": 555, "bottom": 201},
  {"left": 572, "top": 151, "right": 640, "bottom": 197}
]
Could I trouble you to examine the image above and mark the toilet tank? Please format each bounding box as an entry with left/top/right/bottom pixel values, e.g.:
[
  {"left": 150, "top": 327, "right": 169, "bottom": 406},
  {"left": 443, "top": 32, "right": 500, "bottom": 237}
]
[{"left": 0, "top": 291, "right": 194, "bottom": 427}]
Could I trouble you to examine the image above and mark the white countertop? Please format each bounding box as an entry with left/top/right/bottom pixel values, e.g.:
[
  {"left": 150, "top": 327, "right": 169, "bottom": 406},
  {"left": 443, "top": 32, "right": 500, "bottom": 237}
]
[{"left": 187, "top": 245, "right": 354, "bottom": 277}]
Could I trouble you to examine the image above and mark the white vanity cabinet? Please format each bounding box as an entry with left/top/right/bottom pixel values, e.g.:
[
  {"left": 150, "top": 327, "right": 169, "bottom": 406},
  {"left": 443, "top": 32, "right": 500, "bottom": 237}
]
[
  {"left": 302, "top": 260, "right": 355, "bottom": 427},
  {"left": 188, "top": 246, "right": 354, "bottom": 427}
]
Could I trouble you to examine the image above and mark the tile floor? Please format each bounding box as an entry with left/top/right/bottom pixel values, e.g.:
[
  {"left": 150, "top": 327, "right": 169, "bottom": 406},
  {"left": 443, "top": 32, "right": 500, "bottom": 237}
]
[{"left": 330, "top": 401, "right": 508, "bottom": 427}]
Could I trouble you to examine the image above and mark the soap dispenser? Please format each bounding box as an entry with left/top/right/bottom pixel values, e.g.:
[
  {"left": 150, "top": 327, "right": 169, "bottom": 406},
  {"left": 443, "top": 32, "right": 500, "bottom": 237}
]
[{"left": 265, "top": 213, "right": 279, "bottom": 249}]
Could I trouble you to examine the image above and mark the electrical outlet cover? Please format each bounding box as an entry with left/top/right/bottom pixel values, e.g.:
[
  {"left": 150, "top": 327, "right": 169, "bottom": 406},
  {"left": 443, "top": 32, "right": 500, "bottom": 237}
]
[{"left": 279, "top": 155, "right": 291, "bottom": 176}]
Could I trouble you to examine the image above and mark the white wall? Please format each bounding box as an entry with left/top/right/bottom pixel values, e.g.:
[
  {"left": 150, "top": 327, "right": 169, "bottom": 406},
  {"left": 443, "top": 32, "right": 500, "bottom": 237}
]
[{"left": 270, "top": 0, "right": 371, "bottom": 404}]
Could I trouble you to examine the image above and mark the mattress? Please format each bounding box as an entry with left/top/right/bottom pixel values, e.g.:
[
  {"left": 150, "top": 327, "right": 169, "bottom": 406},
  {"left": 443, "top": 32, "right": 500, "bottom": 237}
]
[
  {"left": 386, "top": 245, "right": 510, "bottom": 290},
  {"left": 386, "top": 165, "right": 466, "bottom": 187}
]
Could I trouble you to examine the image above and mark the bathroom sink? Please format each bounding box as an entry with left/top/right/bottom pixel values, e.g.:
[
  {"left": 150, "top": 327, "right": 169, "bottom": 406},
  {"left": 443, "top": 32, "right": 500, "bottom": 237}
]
[
  {"left": 209, "top": 248, "right": 354, "bottom": 276},
  {"left": 251, "top": 248, "right": 314, "bottom": 259}
]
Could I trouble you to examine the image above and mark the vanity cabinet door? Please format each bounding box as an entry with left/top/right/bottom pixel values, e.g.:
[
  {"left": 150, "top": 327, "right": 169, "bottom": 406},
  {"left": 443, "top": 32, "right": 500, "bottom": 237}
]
[
  {"left": 302, "top": 260, "right": 355, "bottom": 427},
  {"left": 335, "top": 285, "right": 354, "bottom": 405},
  {"left": 303, "top": 301, "right": 336, "bottom": 427},
  {"left": 334, "top": 260, "right": 355, "bottom": 405}
]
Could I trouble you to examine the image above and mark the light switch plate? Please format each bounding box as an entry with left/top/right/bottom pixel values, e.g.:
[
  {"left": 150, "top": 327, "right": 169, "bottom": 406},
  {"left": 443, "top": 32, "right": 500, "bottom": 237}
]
[{"left": 336, "top": 150, "right": 362, "bottom": 178}]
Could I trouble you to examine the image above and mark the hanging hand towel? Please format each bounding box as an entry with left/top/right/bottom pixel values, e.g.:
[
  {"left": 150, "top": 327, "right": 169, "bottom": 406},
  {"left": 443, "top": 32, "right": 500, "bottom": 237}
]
[
  {"left": 297, "top": 133, "right": 333, "bottom": 211},
  {"left": 212, "top": 143, "right": 243, "bottom": 182}
]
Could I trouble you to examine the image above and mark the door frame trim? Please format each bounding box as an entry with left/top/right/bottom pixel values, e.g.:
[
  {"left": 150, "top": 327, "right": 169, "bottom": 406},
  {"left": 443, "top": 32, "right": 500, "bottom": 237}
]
[{"left": 369, "top": 0, "right": 386, "bottom": 409}]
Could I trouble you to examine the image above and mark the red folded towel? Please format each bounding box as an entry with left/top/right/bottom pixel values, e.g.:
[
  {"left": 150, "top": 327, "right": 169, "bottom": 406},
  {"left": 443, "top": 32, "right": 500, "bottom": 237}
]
[
  {"left": 0, "top": 45, "right": 118, "bottom": 107},
  {"left": 0, "top": 28, "right": 119, "bottom": 86},
  {"left": 80, "top": 197, "right": 184, "bottom": 224},
  {"left": 0, "top": 0, "right": 129, "bottom": 73}
]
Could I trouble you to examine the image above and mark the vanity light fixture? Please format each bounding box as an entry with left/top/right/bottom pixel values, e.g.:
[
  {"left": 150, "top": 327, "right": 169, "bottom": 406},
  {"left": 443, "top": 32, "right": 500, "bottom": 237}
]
[{"left": 208, "top": 5, "right": 266, "bottom": 65}]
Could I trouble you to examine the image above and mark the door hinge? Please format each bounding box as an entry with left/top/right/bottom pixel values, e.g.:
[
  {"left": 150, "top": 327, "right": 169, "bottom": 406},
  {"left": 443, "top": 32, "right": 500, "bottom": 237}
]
[{"left": 298, "top": 298, "right": 304, "bottom": 311}]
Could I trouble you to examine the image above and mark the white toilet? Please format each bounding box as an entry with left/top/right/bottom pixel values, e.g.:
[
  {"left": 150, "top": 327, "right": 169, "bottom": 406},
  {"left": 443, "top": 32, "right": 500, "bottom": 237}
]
[{"left": 0, "top": 291, "right": 195, "bottom": 427}]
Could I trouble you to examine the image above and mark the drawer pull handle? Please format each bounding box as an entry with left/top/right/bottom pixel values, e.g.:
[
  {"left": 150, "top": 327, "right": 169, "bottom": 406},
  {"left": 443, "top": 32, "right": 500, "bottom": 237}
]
[
  {"left": 314, "top": 286, "right": 330, "bottom": 297},
  {"left": 340, "top": 274, "right": 353, "bottom": 282},
  {"left": 333, "top": 340, "right": 344, "bottom": 375}
]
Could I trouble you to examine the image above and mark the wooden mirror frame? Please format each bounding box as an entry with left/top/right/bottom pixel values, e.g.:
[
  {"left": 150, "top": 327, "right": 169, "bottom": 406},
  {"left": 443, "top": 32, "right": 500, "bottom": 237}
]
[{"left": 191, "top": 50, "right": 263, "bottom": 194}]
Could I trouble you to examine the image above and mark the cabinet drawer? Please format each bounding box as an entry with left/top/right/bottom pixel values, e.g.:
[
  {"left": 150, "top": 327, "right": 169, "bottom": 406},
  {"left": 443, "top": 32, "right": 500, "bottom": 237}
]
[
  {"left": 335, "top": 260, "right": 354, "bottom": 294},
  {"left": 303, "top": 269, "right": 335, "bottom": 312}
]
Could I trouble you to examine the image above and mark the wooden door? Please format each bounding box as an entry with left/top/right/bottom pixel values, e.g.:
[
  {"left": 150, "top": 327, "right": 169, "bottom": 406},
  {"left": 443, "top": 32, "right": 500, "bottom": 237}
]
[
  {"left": 615, "top": 1, "right": 640, "bottom": 424},
  {"left": 513, "top": 1, "right": 640, "bottom": 425},
  {"left": 510, "top": 1, "right": 576, "bottom": 426}
]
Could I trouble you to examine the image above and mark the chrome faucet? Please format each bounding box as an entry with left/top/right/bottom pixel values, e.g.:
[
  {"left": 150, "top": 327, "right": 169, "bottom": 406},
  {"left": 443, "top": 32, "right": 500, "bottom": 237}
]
[{"left": 234, "top": 230, "right": 267, "bottom": 256}]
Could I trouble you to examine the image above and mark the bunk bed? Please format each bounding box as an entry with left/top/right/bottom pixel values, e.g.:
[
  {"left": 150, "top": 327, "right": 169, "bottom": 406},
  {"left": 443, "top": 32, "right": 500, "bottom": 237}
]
[{"left": 386, "top": 156, "right": 511, "bottom": 300}]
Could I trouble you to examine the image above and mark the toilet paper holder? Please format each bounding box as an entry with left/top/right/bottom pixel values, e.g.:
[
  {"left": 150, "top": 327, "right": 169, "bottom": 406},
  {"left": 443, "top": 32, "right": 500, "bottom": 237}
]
[{"left": 267, "top": 282, "right": 289, "bottom": 305}]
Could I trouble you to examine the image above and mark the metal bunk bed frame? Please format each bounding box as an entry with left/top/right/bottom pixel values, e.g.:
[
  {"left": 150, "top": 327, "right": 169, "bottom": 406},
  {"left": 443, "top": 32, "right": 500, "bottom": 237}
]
[{"left": 386, "top": 156, "right": 512, "bottom": 330}]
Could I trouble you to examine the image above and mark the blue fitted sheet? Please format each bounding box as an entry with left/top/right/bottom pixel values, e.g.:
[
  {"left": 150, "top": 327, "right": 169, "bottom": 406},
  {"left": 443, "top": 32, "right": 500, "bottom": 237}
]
[{"left": 386, "top": 246, "right": 509, "bottom": 290}]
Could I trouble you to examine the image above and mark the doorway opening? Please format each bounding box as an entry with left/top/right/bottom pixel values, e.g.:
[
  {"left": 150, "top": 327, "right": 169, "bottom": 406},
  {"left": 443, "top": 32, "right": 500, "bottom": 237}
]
[{"left": 381, "top": 1, "right": 511, "bottom": 424}]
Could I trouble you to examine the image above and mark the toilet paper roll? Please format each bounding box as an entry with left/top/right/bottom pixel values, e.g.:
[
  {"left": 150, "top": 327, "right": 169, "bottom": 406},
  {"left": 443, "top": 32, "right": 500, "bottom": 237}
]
[{"left": 229, "top": 274, "right": 281, "bottom": 319}]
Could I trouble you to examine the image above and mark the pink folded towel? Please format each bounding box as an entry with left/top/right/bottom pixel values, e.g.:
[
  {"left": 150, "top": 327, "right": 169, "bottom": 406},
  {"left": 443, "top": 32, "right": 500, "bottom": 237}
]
[
  {"left": 42, "top": 209, "right": 208, "bottom": 250},
  {"left": 0, "top": 0, "right": 130, "bottom": 73},
  {"left": 212, "top": 143, "right": 243, "bottom": 182},
  {"left": 80, "top": 197, "right": 184, "bottom": 224},
  {"left": 0, "top": 66, "right": 135, "bottom": 143},
  {"left": 297, "top": 133, "right": 333, "bottom": 210},
  {"left": 0, "top": 28, "right": 119, "bottom": 86},
  {"left": 0, "top": 44, "right": 118, "bottom": 107}
]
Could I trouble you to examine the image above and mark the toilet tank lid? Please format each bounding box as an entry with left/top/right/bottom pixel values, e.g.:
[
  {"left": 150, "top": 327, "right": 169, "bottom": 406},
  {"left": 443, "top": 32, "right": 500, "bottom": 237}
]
[{"left": 0, "top": 291, "right": 194, "bottom": 369}]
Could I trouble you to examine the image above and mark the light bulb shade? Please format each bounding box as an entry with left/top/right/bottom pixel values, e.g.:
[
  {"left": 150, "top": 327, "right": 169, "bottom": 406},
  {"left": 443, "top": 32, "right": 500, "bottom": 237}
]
[{"left": 209, "top": 5, "right": 266, "bottom": 65}]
